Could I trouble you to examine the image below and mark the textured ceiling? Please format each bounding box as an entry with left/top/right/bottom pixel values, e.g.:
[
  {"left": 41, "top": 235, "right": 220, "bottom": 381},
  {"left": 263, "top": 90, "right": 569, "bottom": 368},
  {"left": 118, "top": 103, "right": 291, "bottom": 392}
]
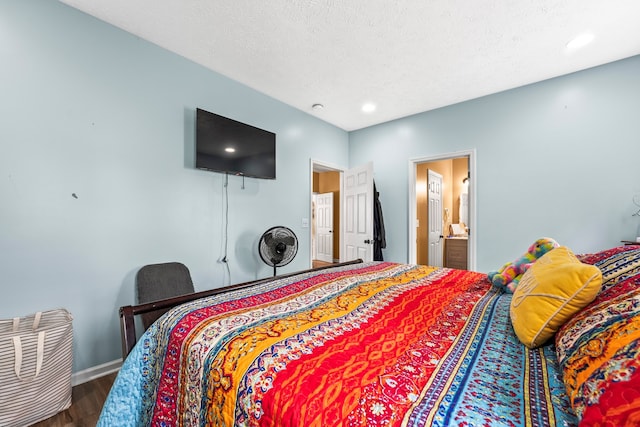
[{"left": 59, "top": 0, "right": 640, "bottom": 131}]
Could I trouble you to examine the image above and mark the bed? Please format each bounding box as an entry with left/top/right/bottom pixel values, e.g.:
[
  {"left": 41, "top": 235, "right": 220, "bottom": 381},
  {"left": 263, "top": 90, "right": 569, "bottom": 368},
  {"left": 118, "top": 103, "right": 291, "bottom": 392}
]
[{"left": 98, "top": 245, "right": 640, "bottom": 426}]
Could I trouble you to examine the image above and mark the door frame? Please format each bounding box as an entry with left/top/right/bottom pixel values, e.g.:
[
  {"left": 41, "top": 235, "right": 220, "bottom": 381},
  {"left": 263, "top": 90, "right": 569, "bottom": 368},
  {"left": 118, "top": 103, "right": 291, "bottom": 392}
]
[
  {"left": 309, "top": 159, "right": 345, "bottom": 266},
  {"left": 408, "top": 149, "right": 477, "bottom": 270}
]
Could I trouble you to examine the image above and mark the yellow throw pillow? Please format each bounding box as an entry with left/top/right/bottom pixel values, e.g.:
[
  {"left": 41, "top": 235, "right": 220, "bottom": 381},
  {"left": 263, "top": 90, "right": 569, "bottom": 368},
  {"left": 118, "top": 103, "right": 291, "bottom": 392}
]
[{"left": 510, "top": 246, "right": 602, "bottom": 348}]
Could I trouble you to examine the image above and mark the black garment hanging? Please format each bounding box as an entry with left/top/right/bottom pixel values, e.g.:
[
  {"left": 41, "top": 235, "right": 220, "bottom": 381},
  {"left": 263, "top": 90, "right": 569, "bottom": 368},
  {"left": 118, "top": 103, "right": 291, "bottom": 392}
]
[{"left": 373, "top": 181, "right": 386, "bottom": 261}]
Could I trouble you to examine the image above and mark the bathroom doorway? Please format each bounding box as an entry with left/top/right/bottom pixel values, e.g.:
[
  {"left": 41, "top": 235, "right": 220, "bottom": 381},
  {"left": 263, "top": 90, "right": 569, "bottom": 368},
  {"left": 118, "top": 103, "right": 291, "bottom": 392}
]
[{"left": 409, "top": 150, "right": 476, "bottom": 270}]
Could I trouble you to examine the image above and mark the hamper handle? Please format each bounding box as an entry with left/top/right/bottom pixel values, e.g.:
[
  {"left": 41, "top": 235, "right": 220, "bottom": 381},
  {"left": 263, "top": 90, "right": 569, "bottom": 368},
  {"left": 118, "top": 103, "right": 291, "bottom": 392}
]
[
  {"left": 9, "top": 311, "right": 46, "bottom": 380},
  {"left": 11, "top": 332, "right": 46, "bottom": 380},
  {"left": 11, "top": 311, "right": 42, "bottom": 332}
]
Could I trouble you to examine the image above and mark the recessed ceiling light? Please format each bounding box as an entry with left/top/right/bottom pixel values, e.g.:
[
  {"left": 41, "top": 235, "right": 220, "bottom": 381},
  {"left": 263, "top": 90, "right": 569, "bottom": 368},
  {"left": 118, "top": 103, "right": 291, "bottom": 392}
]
[
  {"left": 312, "top": 103, "right": 324, "bottom": 111},
  {"left": 225, "top": 147, "right": 236, "bottom": 153},
  {"left": 362, "top": 102, "right": 376, "bottom": 113},
  {"left": 566, "top": 33, "right": 594, "bottom": 50}
]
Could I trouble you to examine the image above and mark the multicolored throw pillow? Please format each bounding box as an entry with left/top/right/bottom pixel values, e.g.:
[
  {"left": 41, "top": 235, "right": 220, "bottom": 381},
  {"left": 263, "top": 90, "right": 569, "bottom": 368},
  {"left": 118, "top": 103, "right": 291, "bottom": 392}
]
[
  {"left": 578, "top": 245, "right": 640, "bottom": 294},
  {"left": 555, "top": 246, "right": 640, "bottom": 425}
]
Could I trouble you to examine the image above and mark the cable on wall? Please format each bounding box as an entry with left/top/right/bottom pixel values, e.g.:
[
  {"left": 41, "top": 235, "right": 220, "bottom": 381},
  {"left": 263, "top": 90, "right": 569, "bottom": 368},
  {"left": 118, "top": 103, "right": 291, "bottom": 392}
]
[{"left": 219, "top": 173, "right": 231, "bottom": 285}]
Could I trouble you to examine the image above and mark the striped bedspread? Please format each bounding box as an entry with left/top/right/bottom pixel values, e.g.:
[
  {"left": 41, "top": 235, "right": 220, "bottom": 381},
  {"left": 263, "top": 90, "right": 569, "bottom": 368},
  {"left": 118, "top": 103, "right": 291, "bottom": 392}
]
[{"left": 98, "top": 262, "right": 577, "bottom": 426}]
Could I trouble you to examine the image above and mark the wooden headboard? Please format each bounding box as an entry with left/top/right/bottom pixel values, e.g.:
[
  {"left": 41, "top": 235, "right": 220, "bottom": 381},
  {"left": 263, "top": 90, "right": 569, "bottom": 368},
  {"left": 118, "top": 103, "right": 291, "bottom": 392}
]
[{"left": 119, "top": 259, "right": 364, "bottom": 357}]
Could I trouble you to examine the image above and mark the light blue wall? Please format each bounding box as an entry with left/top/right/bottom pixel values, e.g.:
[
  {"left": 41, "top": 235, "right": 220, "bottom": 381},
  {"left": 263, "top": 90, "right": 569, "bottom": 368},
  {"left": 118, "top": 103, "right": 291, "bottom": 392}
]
[
  {"left": 350, "top": 55, "right": 640, "bottom": 271},
  {"left": 0, "top": 1, "right": 349, "bottom": 371}
]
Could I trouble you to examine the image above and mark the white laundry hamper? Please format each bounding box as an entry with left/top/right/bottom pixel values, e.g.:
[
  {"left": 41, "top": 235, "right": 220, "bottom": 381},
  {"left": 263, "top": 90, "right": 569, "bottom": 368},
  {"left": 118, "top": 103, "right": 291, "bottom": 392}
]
[{"left": 0, "top": 309, "right": 73, "bottom": 427}]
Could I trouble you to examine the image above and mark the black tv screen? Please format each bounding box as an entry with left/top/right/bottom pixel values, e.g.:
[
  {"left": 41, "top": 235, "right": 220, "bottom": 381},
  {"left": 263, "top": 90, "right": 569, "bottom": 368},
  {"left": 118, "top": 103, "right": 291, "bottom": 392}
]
[{"left": 196, "top": 108, "right": 276, "bottom": 179}]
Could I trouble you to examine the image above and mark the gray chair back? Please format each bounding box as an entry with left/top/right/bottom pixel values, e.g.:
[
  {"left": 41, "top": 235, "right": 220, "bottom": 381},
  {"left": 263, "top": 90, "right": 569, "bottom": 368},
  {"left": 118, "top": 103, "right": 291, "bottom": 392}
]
[{"left": 136, "top": 262, "right": 194, "bottom": 330}]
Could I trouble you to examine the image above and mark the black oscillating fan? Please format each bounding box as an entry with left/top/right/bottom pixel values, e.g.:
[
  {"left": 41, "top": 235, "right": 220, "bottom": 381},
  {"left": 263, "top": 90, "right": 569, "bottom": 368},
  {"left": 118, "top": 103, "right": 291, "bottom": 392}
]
[{"left": 258, "top": 226, "right": 298, "bottom": 276}]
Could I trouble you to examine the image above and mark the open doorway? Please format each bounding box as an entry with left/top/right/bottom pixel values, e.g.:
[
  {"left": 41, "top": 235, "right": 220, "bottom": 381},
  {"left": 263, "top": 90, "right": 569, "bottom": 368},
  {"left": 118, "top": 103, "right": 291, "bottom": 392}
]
[
  {"left": 309, "top": 160, "right": 376, "bottom": 267},
  {"left": 408, "top": 150, "right": 476, "bottom": 270},
  {"left": 310, "top": 161, "right": 342, "bottom": 268}
]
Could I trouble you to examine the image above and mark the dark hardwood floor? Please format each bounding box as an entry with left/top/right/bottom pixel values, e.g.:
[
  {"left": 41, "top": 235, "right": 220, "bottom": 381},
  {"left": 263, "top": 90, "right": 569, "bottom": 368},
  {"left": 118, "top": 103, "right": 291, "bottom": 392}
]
[{"left": 30, "top": 372, "right": 117, "bottom": 427}]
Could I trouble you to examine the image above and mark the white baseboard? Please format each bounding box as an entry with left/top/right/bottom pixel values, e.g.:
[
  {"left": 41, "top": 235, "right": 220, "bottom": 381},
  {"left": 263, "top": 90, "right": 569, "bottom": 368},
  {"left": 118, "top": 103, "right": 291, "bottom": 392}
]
[{"left": 72, "top": 359, "right": 122, "bottom": 386}]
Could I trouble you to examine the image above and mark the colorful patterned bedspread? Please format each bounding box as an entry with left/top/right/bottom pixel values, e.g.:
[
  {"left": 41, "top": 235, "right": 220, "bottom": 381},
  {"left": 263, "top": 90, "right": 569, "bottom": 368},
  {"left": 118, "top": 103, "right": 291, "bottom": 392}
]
[{"left": 98, "top": 262, "right": 577, "bottom": 426}]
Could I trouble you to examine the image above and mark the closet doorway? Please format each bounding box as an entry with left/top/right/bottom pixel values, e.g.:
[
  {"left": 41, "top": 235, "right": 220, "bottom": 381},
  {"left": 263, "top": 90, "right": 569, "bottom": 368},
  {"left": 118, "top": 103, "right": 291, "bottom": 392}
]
[{"left": 408, "top": 150, "right": 476, "bottom": 270}]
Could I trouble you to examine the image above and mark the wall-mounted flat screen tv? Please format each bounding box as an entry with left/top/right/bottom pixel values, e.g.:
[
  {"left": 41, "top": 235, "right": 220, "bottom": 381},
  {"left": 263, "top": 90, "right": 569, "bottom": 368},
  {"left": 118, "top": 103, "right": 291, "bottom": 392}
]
[{"left": 196, "top": 108, "right": 276, "bottom": 179}]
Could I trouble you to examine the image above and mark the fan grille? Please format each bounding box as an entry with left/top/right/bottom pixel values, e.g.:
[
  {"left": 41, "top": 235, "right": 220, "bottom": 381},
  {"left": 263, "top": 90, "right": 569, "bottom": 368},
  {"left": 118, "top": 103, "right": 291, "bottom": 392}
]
[{"left": 259, "top": 226, "right": 298, "bottom": 269}]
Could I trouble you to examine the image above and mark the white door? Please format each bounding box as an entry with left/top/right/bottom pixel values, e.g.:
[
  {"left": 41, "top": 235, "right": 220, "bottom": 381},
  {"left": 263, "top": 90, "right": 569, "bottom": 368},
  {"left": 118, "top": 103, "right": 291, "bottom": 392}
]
[
  {"left": 427, "top": 169, "right": 444, "bottom": 267},
  {"left": 316, "top": 192, "right": 334, "bottom": 262},
  {"left": 343, "top": 162, "right": 374, "bottom": 262}
]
